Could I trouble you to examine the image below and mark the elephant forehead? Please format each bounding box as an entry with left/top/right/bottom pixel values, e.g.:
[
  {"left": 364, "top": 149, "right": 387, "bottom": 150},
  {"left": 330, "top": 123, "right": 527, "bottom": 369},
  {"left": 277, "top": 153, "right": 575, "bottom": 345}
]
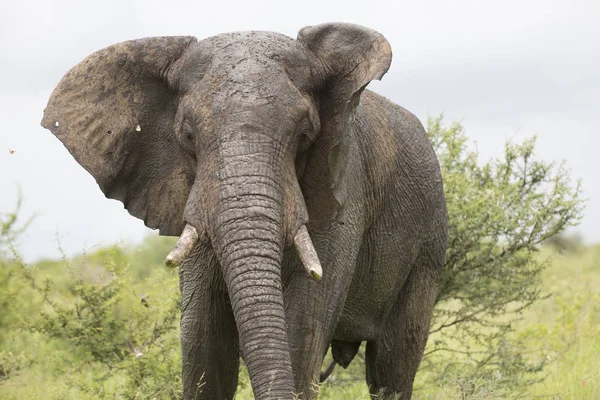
[
  {"left": 207, "top": 33, "right": 295, "bottom": 74},
  {"left": 226, "top": 58, "right": 275, "bottom": 81},
  {"left": 175, "top": 31, "right": 297, "bottom": 93},
  {"left": 208, "top": 30, "right": 294, "bottom": 55},
  {"left": 180, "top": 32, "right": 314, "bottom": 124},
  {"left": 205, "top": 62, "right": 306, "bottom": 115}
]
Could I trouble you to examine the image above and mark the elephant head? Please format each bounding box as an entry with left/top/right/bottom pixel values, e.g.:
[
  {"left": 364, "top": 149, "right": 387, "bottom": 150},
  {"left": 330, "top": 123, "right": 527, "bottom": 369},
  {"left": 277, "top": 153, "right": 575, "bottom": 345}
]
[{"left": 41, "top": 23, "right": 391, "bottom": 398}]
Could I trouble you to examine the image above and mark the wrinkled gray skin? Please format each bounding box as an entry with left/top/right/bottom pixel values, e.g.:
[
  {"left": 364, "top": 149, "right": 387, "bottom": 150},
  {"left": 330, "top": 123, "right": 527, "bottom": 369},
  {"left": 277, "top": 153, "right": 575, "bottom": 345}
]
[{"left": 41, "top": 23, "right": 447, "bottom": 399}]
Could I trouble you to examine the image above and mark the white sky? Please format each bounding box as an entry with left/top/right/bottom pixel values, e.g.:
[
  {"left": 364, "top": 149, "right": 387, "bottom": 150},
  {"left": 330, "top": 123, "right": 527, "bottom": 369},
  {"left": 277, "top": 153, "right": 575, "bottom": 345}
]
[{"left": 1, "top": 0, "right": 598, "bottom": 261}]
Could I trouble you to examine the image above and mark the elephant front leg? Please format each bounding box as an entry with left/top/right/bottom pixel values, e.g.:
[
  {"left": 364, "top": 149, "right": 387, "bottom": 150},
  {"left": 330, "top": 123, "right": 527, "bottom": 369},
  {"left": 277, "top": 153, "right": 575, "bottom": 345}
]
[
  {"left": 284, "top": 278, "right": 330, "bottom": 399},
  {"left": 179, "top": 248, "right": 239, "bottom": 400},
  {"left": 283, "top": 228, "right": 364, "bottom": 399},
  {"left": 285, "top": 274, "right": 359, "bottom": 399}
]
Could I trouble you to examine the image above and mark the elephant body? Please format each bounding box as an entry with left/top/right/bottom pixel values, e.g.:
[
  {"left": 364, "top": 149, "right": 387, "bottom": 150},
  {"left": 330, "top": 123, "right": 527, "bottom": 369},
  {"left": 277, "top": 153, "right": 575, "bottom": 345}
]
[
  {"left": 283, "top": 89, "right": 447, "bottom": 397},
  {"left": 42, "top": 24, "right": 447, "bottom": 399}
]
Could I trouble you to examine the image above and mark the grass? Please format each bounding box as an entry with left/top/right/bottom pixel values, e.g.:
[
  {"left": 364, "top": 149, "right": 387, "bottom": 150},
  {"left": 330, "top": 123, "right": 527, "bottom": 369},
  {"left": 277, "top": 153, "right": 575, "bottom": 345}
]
[
  {"left": 411, "top": 244, "right": 600, "bottom": 399},
  {"left": 519, "top": 245, "right": 600, "bottom": 399}
]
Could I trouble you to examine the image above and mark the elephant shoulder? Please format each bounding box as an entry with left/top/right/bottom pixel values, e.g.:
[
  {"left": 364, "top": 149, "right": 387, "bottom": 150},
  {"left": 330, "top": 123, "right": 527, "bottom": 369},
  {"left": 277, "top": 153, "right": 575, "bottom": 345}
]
[
  {"left": 359, "top": 90, "right": 428, "bottom": 145},
  {"left": 355, "top": 90, "right": 437, "bottom": 173},
  {"left": 353, "top": 90, "right": 445, "bottom": 219}
]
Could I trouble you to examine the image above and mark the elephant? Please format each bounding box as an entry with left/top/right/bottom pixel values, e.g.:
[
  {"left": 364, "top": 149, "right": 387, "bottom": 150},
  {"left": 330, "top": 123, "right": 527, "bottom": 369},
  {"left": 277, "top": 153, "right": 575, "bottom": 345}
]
[{"left": 41, "top": 22, "right": 447, "bottom": 399}]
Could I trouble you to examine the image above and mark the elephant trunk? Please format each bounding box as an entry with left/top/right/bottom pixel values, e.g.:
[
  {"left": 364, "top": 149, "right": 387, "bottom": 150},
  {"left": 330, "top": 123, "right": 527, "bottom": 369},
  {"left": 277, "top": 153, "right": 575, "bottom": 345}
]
[
  {"left": 168, "top": 125, "right": 323, "bottom": 397},
  {"left": 212, "top": 152, "right": 296, "bottom": 398}
]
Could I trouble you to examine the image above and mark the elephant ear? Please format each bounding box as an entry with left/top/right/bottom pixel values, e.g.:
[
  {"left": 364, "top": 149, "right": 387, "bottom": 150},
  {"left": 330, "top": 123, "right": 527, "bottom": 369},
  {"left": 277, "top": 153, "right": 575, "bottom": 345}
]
[
  {"left": 41, "top": 36, "right": 197, "bottom": 236},
  {"left": 297, "top": 23, "right": 392, "bottom": 226}
]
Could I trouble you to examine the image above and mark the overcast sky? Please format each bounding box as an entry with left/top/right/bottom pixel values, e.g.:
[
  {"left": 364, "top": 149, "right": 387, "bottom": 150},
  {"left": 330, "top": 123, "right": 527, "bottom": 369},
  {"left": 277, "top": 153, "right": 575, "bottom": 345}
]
[{"left": 1, "top": 0, "right": 598, "bottom": 261}]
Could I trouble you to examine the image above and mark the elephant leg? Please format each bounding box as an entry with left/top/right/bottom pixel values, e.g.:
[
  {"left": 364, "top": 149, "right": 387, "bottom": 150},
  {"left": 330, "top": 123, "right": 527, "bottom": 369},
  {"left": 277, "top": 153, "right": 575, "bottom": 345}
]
[
  {"left": 364, "top": 245, "right": 442, "bottom": 400},
  {"left": 283, "top": 227, "right": 364, "bottom": 399},
  {"left": 282, "top": 273, "right": 330, "bottom": 399},
  {"left": 179, "top": 248, "right": 239, "bottom": 400}
]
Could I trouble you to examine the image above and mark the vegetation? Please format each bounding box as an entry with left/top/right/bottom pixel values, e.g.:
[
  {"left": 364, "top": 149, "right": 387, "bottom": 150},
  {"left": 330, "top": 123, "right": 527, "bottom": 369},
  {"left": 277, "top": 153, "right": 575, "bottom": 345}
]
[
  {"left": 1, "top": 116, "right": 592, "bottom": 399},
  {"left": 419, "top": 116, "right": 584, "bottom": 394},
  {"left": 1, "top": 225, "right": 182, "bottom": 398}
]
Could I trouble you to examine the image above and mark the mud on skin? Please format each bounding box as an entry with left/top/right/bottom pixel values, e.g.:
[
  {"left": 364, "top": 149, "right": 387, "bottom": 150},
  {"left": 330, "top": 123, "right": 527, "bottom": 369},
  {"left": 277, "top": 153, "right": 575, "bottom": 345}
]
[{"left": 42, "top": 22, "right": 448, "bottom": 400}]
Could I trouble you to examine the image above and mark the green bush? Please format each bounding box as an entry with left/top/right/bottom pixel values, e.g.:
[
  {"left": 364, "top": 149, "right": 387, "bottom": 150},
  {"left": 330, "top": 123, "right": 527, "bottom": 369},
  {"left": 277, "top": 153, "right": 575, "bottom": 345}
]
[
  {"left": 1, "top": 216, "right": 182, "bottom": 398},
  {"left": 416, "top": 116, "right": 584, "bottom": 397}
]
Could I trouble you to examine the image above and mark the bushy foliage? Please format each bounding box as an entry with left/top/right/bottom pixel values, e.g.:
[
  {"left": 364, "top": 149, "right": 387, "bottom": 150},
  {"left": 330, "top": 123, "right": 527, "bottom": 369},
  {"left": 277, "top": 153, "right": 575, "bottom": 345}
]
[
  {"left": 1, "top": 213, "right": 182, "bottom": 398},
  {"left": 417, "top": 116, "right": 584, "bottom": 396},
  {"left": 0, "top": 199, "right": 36, "bottom": 382},
  {"left": 20, "top": 248, "right": 181, "bottom": 398}
]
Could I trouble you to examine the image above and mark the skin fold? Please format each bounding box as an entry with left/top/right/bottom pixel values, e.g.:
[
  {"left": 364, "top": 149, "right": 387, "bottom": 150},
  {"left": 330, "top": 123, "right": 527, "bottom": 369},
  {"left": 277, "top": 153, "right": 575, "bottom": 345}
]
[{"left": 41, "top": 23, "right": 448, "bottom": 399}]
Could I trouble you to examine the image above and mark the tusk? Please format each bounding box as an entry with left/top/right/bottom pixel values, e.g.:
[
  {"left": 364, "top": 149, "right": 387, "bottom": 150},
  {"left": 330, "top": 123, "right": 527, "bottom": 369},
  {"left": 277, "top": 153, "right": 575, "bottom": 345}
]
[
  {"left": 165, "top": 224, "right": 199, "bottom": 268},
  {"left": 294, "top": 225, "right": 323, "bottom": 281}
]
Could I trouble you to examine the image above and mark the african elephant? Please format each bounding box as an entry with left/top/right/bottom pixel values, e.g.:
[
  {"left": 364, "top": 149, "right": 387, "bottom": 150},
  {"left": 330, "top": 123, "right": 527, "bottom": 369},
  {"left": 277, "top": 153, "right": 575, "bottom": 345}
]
[{"left": 41, "top": 23, "right": 447, "bottom": 399}]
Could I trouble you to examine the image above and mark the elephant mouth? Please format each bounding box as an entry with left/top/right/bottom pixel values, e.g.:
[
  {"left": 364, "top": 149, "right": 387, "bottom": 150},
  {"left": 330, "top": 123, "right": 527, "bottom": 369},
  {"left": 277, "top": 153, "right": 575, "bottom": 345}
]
[{"left": 165, "top": 222, "right": 322, "bottom": 280}]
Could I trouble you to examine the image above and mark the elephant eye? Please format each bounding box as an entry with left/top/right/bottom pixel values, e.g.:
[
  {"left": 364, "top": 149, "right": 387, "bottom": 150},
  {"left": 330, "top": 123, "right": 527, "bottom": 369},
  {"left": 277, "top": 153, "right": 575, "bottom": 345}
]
[
  {"left": 178, "top": 119, "right": 197, "bottom": 158},
  {"left": 298, "top": 132, "right": 312, "bottom": 152},
  {"left": 182, "top": 120, "right": 194, "bottom": 141},
  {"left": 296, "top": 117, "right": 316, "bottom": 152}
]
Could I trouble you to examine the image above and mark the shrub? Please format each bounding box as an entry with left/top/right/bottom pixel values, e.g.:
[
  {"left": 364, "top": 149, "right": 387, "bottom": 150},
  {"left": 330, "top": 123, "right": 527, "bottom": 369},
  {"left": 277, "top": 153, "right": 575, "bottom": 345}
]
[{"left": 417, "top": 116, "right": 584, "bottom": 396}]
